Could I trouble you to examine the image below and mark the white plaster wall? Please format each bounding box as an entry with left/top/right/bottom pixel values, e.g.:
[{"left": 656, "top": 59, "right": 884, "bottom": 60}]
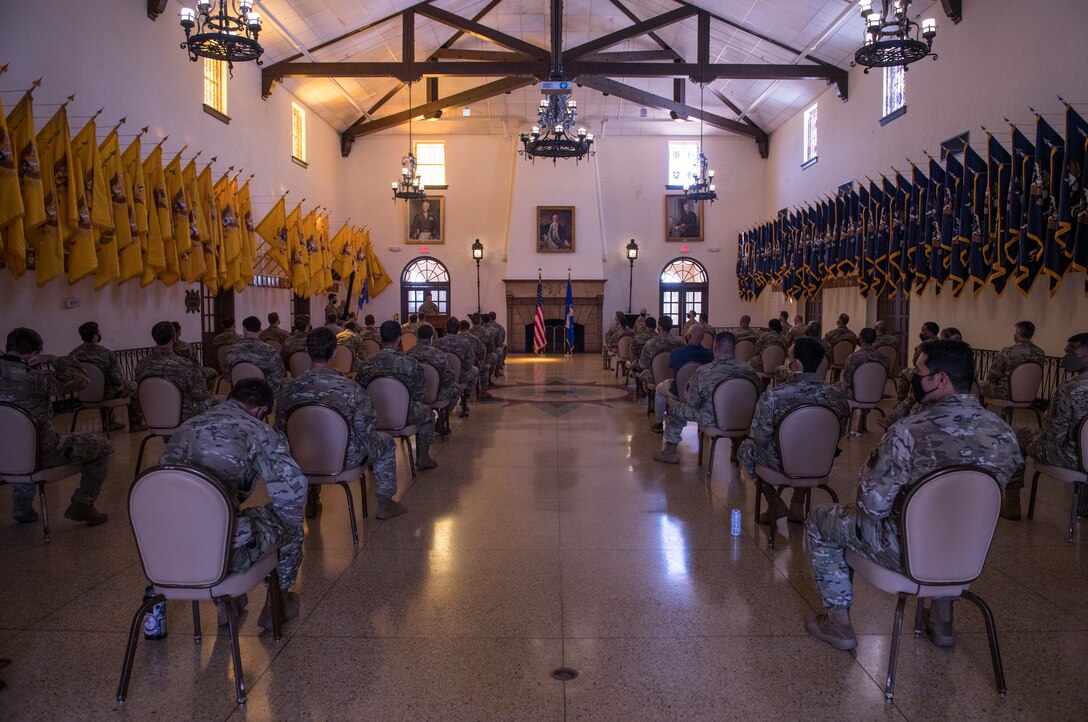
[
  {"left": 746, "top": 0, "right": 1088, "bottom": 356},
  {"left": 0, "top": 0, "right": 343, "bottom": 353}
]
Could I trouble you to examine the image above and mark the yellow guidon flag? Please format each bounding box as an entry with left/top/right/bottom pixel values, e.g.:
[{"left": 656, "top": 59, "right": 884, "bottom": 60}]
[
  {"left": 3, "top": 93, "right": 47, "bottom": 279},
  {"left": 31, "top": 106, "right": 81, "bottom": 286},
  {"left": 119, "top": 137, "right": 147, "bottom": 284},
  {"left": 255, "top": 195, "right": 288, "bottom": 275}
]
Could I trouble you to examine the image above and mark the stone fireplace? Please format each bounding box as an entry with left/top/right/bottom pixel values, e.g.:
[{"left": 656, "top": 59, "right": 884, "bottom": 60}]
[{"left": 503, "top": 279, "right": 605, "bottom": 353}]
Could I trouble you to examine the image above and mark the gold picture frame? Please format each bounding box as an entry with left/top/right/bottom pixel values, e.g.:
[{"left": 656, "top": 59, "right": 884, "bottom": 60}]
[
  {"left": 665, "top": 195, "right": 704, "bottom": 242},
  {"left": 536, "top": 206, "right": 575, "bottom": 252},
  {"left": 406, "top": 196, "right": 444, "bottom": 244}
]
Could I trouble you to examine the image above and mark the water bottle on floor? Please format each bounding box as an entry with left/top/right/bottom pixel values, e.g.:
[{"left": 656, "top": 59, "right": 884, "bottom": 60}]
[
  {"left": 142, "top": 585, "right": 167, "bottom": 640},
  {"left": 730, "top": 508, "right": 742, "bottom": 536}
]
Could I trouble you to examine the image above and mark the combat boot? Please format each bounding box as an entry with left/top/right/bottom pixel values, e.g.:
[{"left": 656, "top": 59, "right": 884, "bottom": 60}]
[
  {"left": 653, "top": 443, "right": 679, "bottom": 465},
  {"left": 305, "top": 487, "right": 322, "bottom": 519},
  {"left": 1000, "top": 488, "right": 1022, "bottom": 521},
  {"left": 924, "top": 598, "right": 955, "bottom": 647},
  {"left": 376, "top": 496, "right": 407, "bottom": 519},
  {"left": 64, "top": 501, "right": 108, "bottom": 525},
  {"left": 257, "top": 590, "right": 300, "bottom": 631},
  {"left": 758, "top": 488, "right": 788, "bottom": 525},
  {"left": 787, "top": 490, "right": 807, "bottom": 524},
  {"left": 806, "top": 607, "right": 857, "bottom": 650},
  {"left": 416, "top": 443, "right": 438, "bottom": 470}
]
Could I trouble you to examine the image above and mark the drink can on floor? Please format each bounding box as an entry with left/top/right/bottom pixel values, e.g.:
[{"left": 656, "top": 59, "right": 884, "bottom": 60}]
[
  {"left": 142, "top": 585, "right": 167, "bottom": 640},
  {"left": 730, "top": 508, "right": 741, "bottom": 536}
]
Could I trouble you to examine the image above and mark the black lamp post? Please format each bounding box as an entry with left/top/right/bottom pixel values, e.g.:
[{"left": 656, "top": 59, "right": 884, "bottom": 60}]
[
  {"left": 471, "top": 238, "right": 484, "bottom": 314},
  {"left": 625, "top": 238, "right": 639, "bottom": 313}
]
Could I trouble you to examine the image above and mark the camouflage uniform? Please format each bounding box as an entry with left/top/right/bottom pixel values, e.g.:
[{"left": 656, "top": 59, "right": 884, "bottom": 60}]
[
  {"left": 806, "top": 394, "right": 1021, "bottom": 608},
  {"left": 836, "top": 345, "right": 890, "bottom": 398},
  {"left": 160, "top": 400, "right": 306, "bottom": 589},
  {"left": 355, "top": 349, "right": 435, "bottom": 448},
  {"left": 408, "top": 343, "right": 462, "bottom": 402},
  {"left": 434, "top": 332, "right": 480, "bottom": 392},
  {"left": 738, "top": 373, "right": 850, "bottom": 478},
  {"left": 637, "top": 334, "right": 683, "bottom": 387},
  {"left": 336, "top": 330, "right": 367, "bottom": 375},
  {"left": 0, "top": 355, "right": 113, "bottom": 515},
  {"left": 748, "top": 331, "right": 788, "bottom": 374},
  {"left": 135, "top": 347, "right": 216, "bottom": 423},
  {"left": 734, "top": 327, "right": 760, "bottom": 345},
  {"left": 980, "top": 341, "right": 1045, "bottom": 400},
  {"left": 280, "top": 331, "right": 309, "bottom": 368},
  {"left": 633, "top": 315, "right": 649, "bottom": 334},
  {"left": 896, "top": 341, "right": 933, "bottom": 402},
  {"left": 874, "top": 334, "right": 900, "bottom": 353},
  {"left": 664, "top": 359, "right": 760, "bottom": 445},
  {"left": 824, "top": 327, "right": 859, "bottom": 349},
  {"left": 603, "top": 320, "right": 624, "bottom": 364},
  {"left": 69, "top": 341, "right": 143, "bottom": 427},
  {"left": 481, "top": 322, "right": 503, "bottom": 370},
  {"left": 359, "top": 327, "right": 381, "bottom": 345},
  {"left": 211, "top": 329, "right": 241, "bottom": 361},
  {"left": 631, "top": 331, "right": 655, "bottom": 362},
  {"left": 417, "top": 301, "right": 440, "bottom": 317},
  {"left": 276, "top": 368, "right": 398, "bottom": 498},
  {"left": 225, "top": 338, "right": 287, "bottom": 393},
  {"left": 461, "top": 329, "right": 490, "bottom": 391},
  {"left": 1006, "top": 371, "right": 1088, "bottom": 491},
  {"left": 785, "top": 324, "right": 807, "bottom": 346},
  {"left": 173, "top": 339, "right": 217, "bottom": 389},
  {"left": 259, "top": 325, "right": 290, "bottom": 345}
]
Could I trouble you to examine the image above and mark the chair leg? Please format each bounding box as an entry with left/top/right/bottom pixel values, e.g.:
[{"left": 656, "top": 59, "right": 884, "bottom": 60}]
[
  {"left": 221, "top": 594, "right": 247, "bottom": 705},
  {"left": 337, "top": 481, "right": 359, "bottom": 545},
  {"left": 100, "top": 408, "right": 111, "bottom": 439},
  {"left": 359, "top": 474, "right": 369, "bottom": 520},
  {"left": 817, "top": 484, "right": 840, "bottom": 504},
  {"left": 1069, "top": 483, "right": 1084, "bottom": 544},
  {"left": 70, "top": 407, "right": 82, "bottom": 432},
  {"left": 134, "top": 433, "right": 156, "bottom": 476},
  {"left": 37, "top": 481, "right": 50, "bottom": 544},
  {"left": 1027, "top": 471, "right": 1041, "bottom": 520},
  {"left": 706, "top": 438, "right": 719, "bottom": 484},
  {"left": 753, "top": 476, "right": 764, "bottom": 525},
  {"left": 960, "top": 590, "right": 1007, "bottom": 696},
  {"left": 768, "top": 485, "right": 786, "bottom": 549},
  {"left": 268, "top": 569, "right": 284, "bottom": 642},
  {"left": 116, "top": 594, "right": 162, "bottom": 702},
  {"left": 697, "top": 432, "right": 704, "bottom": 468},
  {"left": 192, "top": 601, "right": 202, "bottom": 644},
  {"left": 884, "top": 593, "right": 909, "bottom": 701},
  {"left": 913, "top": 598, "right": 926, "bottom": 636},
  {"left": 402, "top": 437, "right": 417, "bottom": 479}
]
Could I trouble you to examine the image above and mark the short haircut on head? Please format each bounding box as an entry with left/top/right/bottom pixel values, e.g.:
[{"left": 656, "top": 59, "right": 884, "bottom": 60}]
[
  {"left": 645, "top": 317, "right": 657, "bottom": 330},
  {"left": 713, "top": 331, "right": 736, "bottom": 355},
  {"left": 805, "top": 321, "right": 821, "bottom": 337},
  {"left": 151, "top": 321, "right": 175, "bottom": 346},
  {"left": 326, "top": 313, "right": 338, "bottom": 324},
  {"left": 940, "top": 327, "right": 962, "bottom": 341},
  {"left": 364, "top": 314, "right": 375, "bottom": 326},
  {"left": 172, "top": 321, "right": 181, "bottom": 333},
  {"left": 417, "top": 323, "right": 435, "bottom": 340},
  {"left": 489, "top": 312, "right": 497, "bottom": 321},
  {"left": 1015, "top": 320, "right": 1035, "bottom": 338},
  {"left": 688, "top": 325, "right": 705, "bottom": 344},
  {"left": 459, "top": 320, "right": 471, "bottom": 331},
  {"left": 408, "top": 313, "right": 418, "bottom": 323},
  {"left": 922, "top": 321, "right": 939, "bottom": 336},
  {"left": 344, "top": 322, "right": 360, "bottom": 332},
  {"left": 446, "top": 317, "right": 460, "bottom": 334},
  {"left": 740, "top": 315, "right": 751, "bottom": 325},
  {"left": 222, "top": 318, "right": 235, "bottom": 329},
  {"left": 380, "top": 320, "right": 402, "bottom": 343},
  {"left": 6, "top": 327, "right": 43, "bottom": 355},
  {"left": 919, "top": 340, "right": 975, "bottom": 392},
  {"left": 780, "top": 311, "right": 790, "bottom": 319},
  {"left": 769, "top": 319, "right": 782, "bottom": 333},
  {"left": 859, "top": 327, "right": 876, "bottom": 345},
  {"left": 659, "top": 315, "right": 673, "bottom": 332},
  {"left": 294, "top": 315, "right": 310, "bottom": 332},
  {"left": 839, "top": 313, "right": 849, "bottom": 325},
  {"left": 268, "top": 312, "right": 280, "bottom": 325},
  {"left": 1067, "top": 332, "right": 1088, "bottom": 347},
  {"left": 242, "top": 316, "right": 261, "bottom": 333},
  {"left": 328, "top": 293, "right": 336, "bottom": 301},
  {"left": 793, "top": 337, "right": 824, "bottom": 372},
  {"left": 306, "top": 327, "right": 337, "bottom": 361},
  {"left": 699, "top": 312, "right": 708, "bottom": 322},
  {"left": 231, "top": 377, "right": 274, "bottom": 408},
  {"left": 78, "top": 321, "right": 99, "bottom": 342}
]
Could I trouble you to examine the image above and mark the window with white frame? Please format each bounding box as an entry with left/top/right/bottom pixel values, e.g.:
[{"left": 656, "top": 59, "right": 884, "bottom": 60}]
[
  {"left": 203, "top": 58, "right": 228, "bottom": 120},
  {"left": 414, "top": 141, "right": 446, "bottom": 188},
  {"left": 667, "top": 140, "right": 700, "bottom": 187},
  {"left": 882, "top": 65, "right": 906, "bottom": 120},
  {"left": 802, "top": 104, "right": 818, "bottom": 166},
  {"left": 291, "top": 103, "right": 307, "bottom": 164}
]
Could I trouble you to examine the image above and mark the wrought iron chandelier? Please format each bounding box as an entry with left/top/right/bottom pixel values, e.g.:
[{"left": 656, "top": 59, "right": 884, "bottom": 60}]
[
  {"left": 683, "top": 85, "right": 716, "bottom": 203},
  {"left": 392, "top": 83, "right": 426, "bottom": 201},
  {"left": 853, "top": 0, "right": 937, "bottom": 73},
  {"left": 519, "top": 95, "right": 594, "bottom": 164},
  {"left": 179, "top": 1, "right": 264, "bottom": 74}
]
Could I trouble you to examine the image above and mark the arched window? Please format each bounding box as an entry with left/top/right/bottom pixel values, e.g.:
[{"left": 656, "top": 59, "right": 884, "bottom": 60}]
[
  {"left": 659, "top": 258, "right": 709, "bottom": 331},
  {"left": 400, "top": 257, "right": 450, "bottom": 321}
]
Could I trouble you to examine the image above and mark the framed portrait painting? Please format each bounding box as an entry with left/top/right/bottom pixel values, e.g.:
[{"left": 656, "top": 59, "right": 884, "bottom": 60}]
[
  {"left": 406, "top": 196, "right": 444, "bottom": 244},
  {"left": 536, "top": 206, "right": 575, "bottom": 252},
  {"left": 665, "top": 195, "right": 703, "bottom": 242}
]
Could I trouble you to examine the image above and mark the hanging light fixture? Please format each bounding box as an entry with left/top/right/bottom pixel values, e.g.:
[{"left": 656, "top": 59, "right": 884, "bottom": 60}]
[
  {"left": 391, "top": 82, "right": 426, "bottom": 201},
  {"left": 683, "top": 84, "right": 717, "bottom": 203},
  {"left": 179, "top": 1, "right": 264, "bottom": 75},
  {"left": 853, "top": 1, "right": 937, "bottom": 73}
]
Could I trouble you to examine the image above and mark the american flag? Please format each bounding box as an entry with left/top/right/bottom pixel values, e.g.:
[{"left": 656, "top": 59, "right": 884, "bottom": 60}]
[{"left": 533, "top": 274, "right": 546, "bottom": 353}]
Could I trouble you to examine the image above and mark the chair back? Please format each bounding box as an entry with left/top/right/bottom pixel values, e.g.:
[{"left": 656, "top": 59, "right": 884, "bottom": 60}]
[
  {"left": 776, "top": 404, "right": 840, "bottom": 479},
  {"left": 137, "top": 377, "right": 183, "bottom": 431},
  {"left": 265, "top": 339, "right": 283, "bottom": 353},
  {"left": 366, "top": 376, "right": 411, "bottom": 430},
  {"left": 650, "top": 351, "right": 674, "bottom": 385},
  {"left": 129, "top": 465, "right": 235, "bottom": 589},
  {"left": 1008, "top": 362, "right": 1043, "bottom": 404},
  {"left": 877, "top": 344, "right": 898, "bottom": 372},
  {"left": 77, "top": 362, "right": 108, "bottom": 403},
  {"left": 362, "top": 339, "right": 381, "bottom": 358},
  {"left": 760, "top": 344, "right": 786, "bottom": 372},
  {"left": 420, "top": 362, "right": 440, "bottom": 405},
  {"left": 1077, "top": 417, "right": 1088, "bottom": 474},
  {"left": 289, "top": 351, "right": 312, "bottom": 377},
  {"left": 0, "top": 402, "right": 39, "bottom": 475},
  {"left": 216, "top": 344, "right": 230, "bottom": 371},
  {"left": 901, "top": 466, "right": 1001, "bottom": 585},
  {"left": 832, "top": 340, "right": 855, "bottom": 366},
  {"left": 851, "top": 361, "right": 888, "bottom": 405},
  {"left": 814, "top": 356, "right": 830, "bottom": 381},
  {"left": 331, "top": 345, "right": 354, "bottom": 375},
  {"left": 735, "top": 339, "right": 756, "bottom": 363},
  {"left": 444, "top": 351, "right": 462, "bottom": 384},
  {"left": 230, "top": 362, "right": 265, "bottom": 385},
  {"left": 701, "top": 333, "right": 714, "bottom": 350},
  {"left": 712, "top": 377, "right": 759, "bottom": 432},
  {"left": 625, "top": 339, "right": 639, "bottom": 364},
  {"left": 616, "top": 335, "right": 633, "bottom": 359},
  {"left": 401, "top": 332, "right": 418, "bottom": 352},
  {"left": 285, "top": 403, "right": 350, "bottom": 476},
  {"left": 674, "top": 362, "right": 702, "bottom": 403}
]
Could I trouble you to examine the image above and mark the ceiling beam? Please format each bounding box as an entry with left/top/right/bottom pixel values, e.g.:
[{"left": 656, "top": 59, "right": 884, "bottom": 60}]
[
  {"left": 940, "top": 0, "right": 963, "bottom": 23},
  {"left": 605, "top": 0, "right": 683, "bottom": 62},
  {"left": 583, "top": 50, "right": 678, "bottom": 62},
  {"left": 577, "top": 75, "right": 769, "bottom": 158},
  {"left": 414, "top": 5, "right": 549, "bottom": 62},
  {"left": 431, "top": 48, "right": 535, "bottom": 61},
  {"left": 427, "top": 0, "right": 506, "bottom": 58},
  {"left": 563, "top": 6, "right": 698, "bottom": 61}
]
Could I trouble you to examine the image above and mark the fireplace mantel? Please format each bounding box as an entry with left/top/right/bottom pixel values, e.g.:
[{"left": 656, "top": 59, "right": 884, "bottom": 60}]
[{"left": 503, "top": 279, "right": 606, "bottom": 353}]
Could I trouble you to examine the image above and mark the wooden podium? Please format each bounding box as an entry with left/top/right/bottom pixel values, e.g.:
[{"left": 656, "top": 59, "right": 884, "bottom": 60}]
[{"left": 425, "top": 314, "right": 449, "bottom": 336}]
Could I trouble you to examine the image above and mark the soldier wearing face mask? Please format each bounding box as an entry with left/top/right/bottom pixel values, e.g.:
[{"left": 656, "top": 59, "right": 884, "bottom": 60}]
[{"left": 1000, "top": 332, "right": 1088, "bottom": 520}]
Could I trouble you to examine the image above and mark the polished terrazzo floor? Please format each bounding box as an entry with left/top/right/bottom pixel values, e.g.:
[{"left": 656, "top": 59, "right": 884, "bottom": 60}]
[{"left": 1, "top": 354, "right": 1086, "bottom": 720}]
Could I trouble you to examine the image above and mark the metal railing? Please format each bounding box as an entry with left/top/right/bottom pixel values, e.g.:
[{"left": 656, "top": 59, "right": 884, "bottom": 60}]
[
  {"left": 49, "top": 343, "right": 207, "bottom": 412},
  {"left": 973, "top": 348, "right": 1068, "bottom": 405}
]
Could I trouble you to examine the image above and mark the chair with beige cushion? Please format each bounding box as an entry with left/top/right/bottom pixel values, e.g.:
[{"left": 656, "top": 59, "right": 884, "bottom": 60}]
[
  {"left": 830, "top": 340, "right": 856, "bottom": 382},
  {"left": 697, "top": 377, "right": 759, "bottom": 483},
  {"left": 623, "top": 339, "right": 640, "bottom": 390},
  {"left": 753, "top": 404, "right": 841, "bottom": 549},
  {"left": 665, "top": 362, "right": 703, "bottom": 410},
  {"left": 846, "top": 361, "right": 888, "bottom": 436},
  {"left": 845, "top": 466, "right": 1006, "bottom": 702},
  {"left": 117, "top": 464, "right": 285, "bottom": 706},
  {"left": 0, "top": 403, "right": 86, "bottom": 543},
  {"left": 70, "top": 362, "right": 129, "bottom": 438},
  {"left": 215, "top": 345, "right": 232, "bottom": 394},
  {"left": 365, "top": 376, "right": 421, "bottom": 480},
  {"left": 419, "top": 361, "right": 452, "bottom": 437},
  {"left": 288, "top": 351, "right": 312, "bottom": 378},
  {"left": 614, "top": 335, "right": 633, "bottom": 379},
  {"left": 229, "top": 362, "right": 265, "bottom": 386},
  {"left": 285, "top": 403, "right": 368, "bottom": 545},
  {"left": 330, "top": 345, "right": 354, "bottom": 376},
  {"left": 735, "top": 339, "right": 756, "bottom": 363},
  {"left": 361, "top": 339, "right": 381, "bottom": 358},
  {"left": 813, "top": 355, "right": 830, "bottom": 382},
  {"left": 400, "top": 332, "right": 418, "bottom": 352},
  {"left": 646, "top": 350, "right": 675, "bottom": 417},
  {"left": 756, "top": 345, "right": 786, "bottom": 387},
  {"left": 133, "top": 377, "right": 184, "bottom": 475},
  {"left": 264, "top": 339, "right": 283, "bottom": 353},
  {"left": 985, "top": 362, "right": 1043, "bottom": 426},
  {"left": 1027, "top": 417, "right": 1088, "bottom": 543},
  {"left": 877, "top": 345, "right": 899, "bottom": 396}
]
